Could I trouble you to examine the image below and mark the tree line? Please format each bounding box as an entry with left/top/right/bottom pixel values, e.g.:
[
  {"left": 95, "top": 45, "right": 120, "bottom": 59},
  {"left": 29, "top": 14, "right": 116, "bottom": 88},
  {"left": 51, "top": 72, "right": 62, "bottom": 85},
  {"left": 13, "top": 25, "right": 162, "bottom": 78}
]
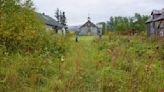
[{"left": 104, "top": 13, "right": 149, "bottom": 34}]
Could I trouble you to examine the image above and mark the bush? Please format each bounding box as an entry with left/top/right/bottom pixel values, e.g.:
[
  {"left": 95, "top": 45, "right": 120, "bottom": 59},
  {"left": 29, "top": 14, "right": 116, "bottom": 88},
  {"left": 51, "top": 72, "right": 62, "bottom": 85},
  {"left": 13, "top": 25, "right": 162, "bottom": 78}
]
[
  {"left": 0, "top": 2, "right": 45, "bottom": 53},
  {"left": 0, "top": 1, "right": 70, "bottom": 91}
]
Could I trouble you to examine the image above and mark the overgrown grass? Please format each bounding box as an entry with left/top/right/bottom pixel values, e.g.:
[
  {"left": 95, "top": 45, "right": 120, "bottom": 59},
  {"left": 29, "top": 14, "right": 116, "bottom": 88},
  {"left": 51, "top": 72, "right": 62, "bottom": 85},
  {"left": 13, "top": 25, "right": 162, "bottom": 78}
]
[
  {"left": 0, "top": 33, "right": 71, "bottom": 92},
  {"left": 50, "top": 35, "right": 164, "bottom": 92},
  {"left": 1, "top": 35, "right": 164, "bottom": 92},
  {"left": 93, "top": 35, "right": 164, "bottom": 92}
]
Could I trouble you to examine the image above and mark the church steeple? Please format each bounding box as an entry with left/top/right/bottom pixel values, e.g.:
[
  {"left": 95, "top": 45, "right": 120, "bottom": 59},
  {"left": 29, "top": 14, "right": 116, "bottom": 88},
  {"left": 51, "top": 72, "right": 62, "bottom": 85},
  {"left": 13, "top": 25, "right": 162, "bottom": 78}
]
[
  {"left": 88, "top": 16, "right": 91, "bottom": 21},
  {"left": 88, "top": 13, "right": 91, "bottom": 21}
]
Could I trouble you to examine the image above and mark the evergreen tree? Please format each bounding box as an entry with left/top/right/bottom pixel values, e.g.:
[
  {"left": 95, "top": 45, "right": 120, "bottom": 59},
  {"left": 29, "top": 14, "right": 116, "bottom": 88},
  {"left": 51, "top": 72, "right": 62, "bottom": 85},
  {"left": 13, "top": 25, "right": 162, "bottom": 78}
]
[
  {"left": 59, "top": 11, "right": 63, "bottom": 24},
  {"left": 62, "top": 12, "right": 68, "bottom": 30},
  {"left": 55, "top": 8, "right": 60, "bottom": 22},
  {"left": 62, "top": 12, "right": 66, "bottom": 26},
  {"left": 55, "top": 9, "right": 67, "bottom": 30}
]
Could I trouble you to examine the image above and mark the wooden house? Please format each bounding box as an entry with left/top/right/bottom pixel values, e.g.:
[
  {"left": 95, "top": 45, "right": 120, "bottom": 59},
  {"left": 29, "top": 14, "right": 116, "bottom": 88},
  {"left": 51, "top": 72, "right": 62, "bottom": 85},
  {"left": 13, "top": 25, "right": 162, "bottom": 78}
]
[
  {"left": 146, "top": 9, "right": 164, "bottom": 37},
  {"left": 78, "top": 17, "right": 99, "bottom": 36},
  {"left": 37, "top": 13, "right": 66, "bottom": 35}
]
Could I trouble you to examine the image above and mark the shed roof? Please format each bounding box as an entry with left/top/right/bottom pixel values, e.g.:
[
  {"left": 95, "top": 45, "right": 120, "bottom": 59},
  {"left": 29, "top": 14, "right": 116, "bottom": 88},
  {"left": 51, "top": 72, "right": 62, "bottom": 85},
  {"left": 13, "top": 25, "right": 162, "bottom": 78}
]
[
  {"left": 145, "top": 17, "right": 153, "bottom": 23},
  {"left": 37, "top": 13, "right": 63, "bottom": 28},
  {"left": 151, "top": 9, "right": 164, "bottom": 15},
  {"left": 146, "top": 9, "right": 164, "bottom": 24},
  {"left": 155, "top": 13, "right": 164, "bottom": 21}
]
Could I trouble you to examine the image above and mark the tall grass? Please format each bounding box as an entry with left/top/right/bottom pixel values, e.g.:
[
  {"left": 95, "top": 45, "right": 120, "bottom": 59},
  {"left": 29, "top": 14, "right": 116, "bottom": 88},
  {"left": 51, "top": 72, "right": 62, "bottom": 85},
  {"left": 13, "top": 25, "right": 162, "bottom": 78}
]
[
  {"left": 0, "top": 32, "right": 70, "bottom": 92},
  {"left": 94, "top": 35, "right": 164, "bottom": 92},
  {"left": 47, "top": 35, "right": 164, "bottom": 92},
  {"left": 1, "top": 34, "right": 164, "bottom": 92}
]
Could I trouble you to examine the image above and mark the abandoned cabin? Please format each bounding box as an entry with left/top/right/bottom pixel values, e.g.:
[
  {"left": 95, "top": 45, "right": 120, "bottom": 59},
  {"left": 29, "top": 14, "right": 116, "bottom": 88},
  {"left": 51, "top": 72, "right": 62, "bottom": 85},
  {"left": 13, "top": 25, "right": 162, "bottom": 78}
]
[
  {"left": 146, "top": 8, "right": 164, "bottom": 37},
  {"left": 37, "top": 13, "right": 66, "bottom": 35},
  {"left": 78, "top": 17, "right": 100, "bottom": 36}
]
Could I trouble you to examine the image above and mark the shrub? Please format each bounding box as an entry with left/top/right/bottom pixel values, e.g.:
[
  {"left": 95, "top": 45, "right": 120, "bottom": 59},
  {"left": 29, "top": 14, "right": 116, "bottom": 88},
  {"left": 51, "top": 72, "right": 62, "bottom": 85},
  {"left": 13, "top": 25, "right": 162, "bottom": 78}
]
[
  {"left": 0, "top": 1, "right": 70, "bottom": 92},
  {"left": 0, "top": 0, "right": 45, "bottom": 53}
]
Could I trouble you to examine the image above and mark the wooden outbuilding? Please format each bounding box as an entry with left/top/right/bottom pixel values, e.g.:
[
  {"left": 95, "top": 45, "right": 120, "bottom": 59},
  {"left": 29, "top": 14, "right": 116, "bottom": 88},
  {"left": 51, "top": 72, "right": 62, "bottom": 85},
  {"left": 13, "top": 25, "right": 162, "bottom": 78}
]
[{"left": 146, "top": 9, "right": 164, "bottom": 37}]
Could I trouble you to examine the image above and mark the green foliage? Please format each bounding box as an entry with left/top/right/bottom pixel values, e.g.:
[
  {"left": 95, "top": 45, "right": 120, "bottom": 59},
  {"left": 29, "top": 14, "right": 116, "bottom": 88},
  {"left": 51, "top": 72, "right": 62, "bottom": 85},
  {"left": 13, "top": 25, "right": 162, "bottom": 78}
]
[
  {"left": 0, "top": 0, "right": 45, "bottom": 53},
  {"left": 100, "top": 22, "right": 107, "bottom": 35},
  {"left": 94, "top": 35, "right": 164, "bottom": 92},
  {"left": 35, "top": 36, "right": 164, "bottom": 92},
  {"left": 1, "top": 33, "right": 164, "bottom": 92},
  {"left": 109, "top": 13, "right": 149, "bottom": 33},
  {"left": 0, "top": 0, "right": 70, "bottom": 92},
  {"left": 0, "top": 1, "right": 163, "bottom": 91},
  {"left": 114, "top": 22, "right": 129, "bottom": 32}
]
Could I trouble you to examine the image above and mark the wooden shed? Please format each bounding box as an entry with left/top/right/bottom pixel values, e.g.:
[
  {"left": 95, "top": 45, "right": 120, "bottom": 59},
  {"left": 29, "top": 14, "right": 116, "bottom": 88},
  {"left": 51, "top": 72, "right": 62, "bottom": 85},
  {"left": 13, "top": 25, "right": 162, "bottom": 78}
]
[{"left": 146, "top": 9, "right": 164, "bottom": 37}]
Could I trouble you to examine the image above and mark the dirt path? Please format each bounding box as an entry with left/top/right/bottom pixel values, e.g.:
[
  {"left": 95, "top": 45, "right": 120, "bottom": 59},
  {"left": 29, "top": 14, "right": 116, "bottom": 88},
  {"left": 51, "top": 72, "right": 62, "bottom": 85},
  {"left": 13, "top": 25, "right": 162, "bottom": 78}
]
[{"left": 61, "top": 36, "right": 100, "bottom": 91}]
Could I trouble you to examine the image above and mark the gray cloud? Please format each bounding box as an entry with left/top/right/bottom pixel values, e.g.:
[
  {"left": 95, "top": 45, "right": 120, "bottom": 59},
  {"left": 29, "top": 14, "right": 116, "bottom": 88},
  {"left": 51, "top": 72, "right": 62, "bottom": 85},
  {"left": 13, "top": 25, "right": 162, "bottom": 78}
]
[{"left": 33, "top": 0, "right": 164, "bottom": 25}]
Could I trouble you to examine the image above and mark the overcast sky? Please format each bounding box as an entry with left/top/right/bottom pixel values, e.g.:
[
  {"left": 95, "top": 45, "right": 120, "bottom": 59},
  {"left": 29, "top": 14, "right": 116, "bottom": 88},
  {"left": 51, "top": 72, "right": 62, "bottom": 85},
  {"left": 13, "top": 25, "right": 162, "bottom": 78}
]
[{"left": 33, "top": 0, "right": 164, "bottom": 26}]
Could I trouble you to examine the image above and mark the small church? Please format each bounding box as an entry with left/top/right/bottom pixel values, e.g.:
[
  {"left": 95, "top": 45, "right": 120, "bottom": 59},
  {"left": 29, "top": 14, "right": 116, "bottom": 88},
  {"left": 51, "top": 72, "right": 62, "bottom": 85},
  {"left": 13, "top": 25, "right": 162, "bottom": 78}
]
[{"left": 78, "top": 17, "right": 100, "bottom": 36}]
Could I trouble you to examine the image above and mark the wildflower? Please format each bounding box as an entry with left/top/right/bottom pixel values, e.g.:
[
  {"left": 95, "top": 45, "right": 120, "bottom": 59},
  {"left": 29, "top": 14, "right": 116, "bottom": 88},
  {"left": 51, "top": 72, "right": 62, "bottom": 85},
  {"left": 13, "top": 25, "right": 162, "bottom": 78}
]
[{"left": 61, "top": 55, "right": 64, "bottom": 62}]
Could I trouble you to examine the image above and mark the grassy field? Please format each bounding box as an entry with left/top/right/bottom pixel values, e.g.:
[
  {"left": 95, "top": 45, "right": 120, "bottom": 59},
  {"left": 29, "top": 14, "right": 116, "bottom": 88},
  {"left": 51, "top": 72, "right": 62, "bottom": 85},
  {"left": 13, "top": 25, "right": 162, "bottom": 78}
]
[
  {"left": 51, "top": 35, "right": 164, "bottom": 92},
  {"left": 70, "top": 36, "right": 97, "bottom": 42},
  {"left": 1, "top": 35, "right": 164, "bottom": 92}
]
